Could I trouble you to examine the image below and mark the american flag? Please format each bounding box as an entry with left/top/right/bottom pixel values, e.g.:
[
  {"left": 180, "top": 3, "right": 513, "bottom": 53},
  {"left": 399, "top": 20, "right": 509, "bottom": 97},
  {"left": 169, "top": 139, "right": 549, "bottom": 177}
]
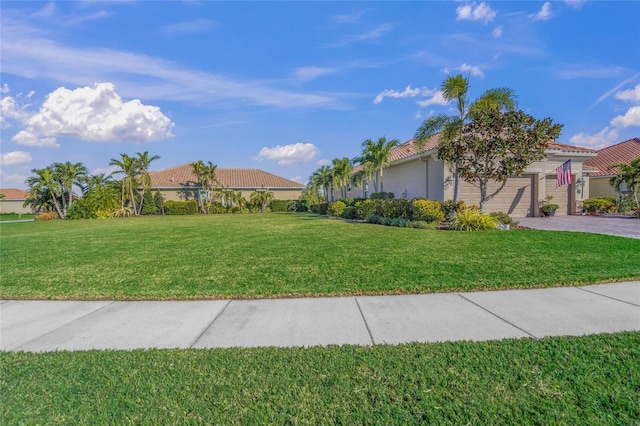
[{"left": 556, "top": 160, "right": 572, "bottom": 188}]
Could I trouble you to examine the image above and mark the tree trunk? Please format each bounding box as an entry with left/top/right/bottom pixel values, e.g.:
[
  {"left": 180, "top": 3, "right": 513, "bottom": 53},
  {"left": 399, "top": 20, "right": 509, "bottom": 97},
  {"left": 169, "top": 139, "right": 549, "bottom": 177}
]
[
  {"left": 479, "top": 180, "right": 487, "bottom": 212},
  {"left": 129, "top": 178, "right": 138, "bottom": 215},
  {"left": 379, "top": 169, "right": 384, "bottom": 193},
  {"left": 452, "top": 168, "right": 460, "bottom": 205},
  {"left": 51, "top": 191, "right": 64, "bottom": 219}
]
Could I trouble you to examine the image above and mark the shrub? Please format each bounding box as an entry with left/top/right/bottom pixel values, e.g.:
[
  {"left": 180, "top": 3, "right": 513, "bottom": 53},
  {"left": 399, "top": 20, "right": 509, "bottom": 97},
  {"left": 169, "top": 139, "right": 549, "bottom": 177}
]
[
  {"left": 66, "top": 199, "right": 98, "bottom": 220},
  {"left": 209, "top": 203, "right": 228, "bottom": 214},
  {"left": 408, "top": 220, "right": 437, "bottom": 230},
  {"left": 366, "top": 214, "right": 383, "bottom": 224},
  {"left": 327, "top": 201, "right": 346, "bottom": 217},
  {"left": 154, "top": 190, "right": 165, "bottom": 214},
  {"left": 442, "top": 200, "right": 467, "bottom": 218},
  {"left": 35, "top": 212, "right": 58, "bottom": 221},
  {"left": 289, "top": 200, "right": 309, "bottom": 212},
  {"left": 310, "top": 202, "right": 329, "bottom": 215},
  {"left": 355, "top": 199, "right": 382, "bottom": 219},
  {"left": 269, "top": 199, "right": 292, "bottom": 213},
  {"left": 489, "top": 211, "right": 519, "bottom": 227},
  {"left": 141, "top": 191, "right": 159, "bottom": 215},
  {"left": 112, "top": 207, "right": 133, "bottom": 218},
  {"left": 380, "top": 217, "right": 393, "bottom": 226},
  {"left": 341, "top": 205, "right": 358, "bottom": 219},
  {"left": 164, "top": 200, "right": 198, "bottom": 215},
  {"left": 389, "top": 217, "right": 410, "bottom": 227},
  {"left": 583, "top": 197, "right": 616, "bottom": 213},
  {"left": 370, "top": 192, "right": 395, "bottom": 200},
  {"left": 411, "top": 199, "right": 445, "bottom": 223},
  {"left": 380, "top": 199, "right": 412, "bottom": 219},
  {"left": 450, "top": 210, "right": 498, "bottom": 231},
  {"left": 615, "top": 196, "right": 639, "bottom": 214}
]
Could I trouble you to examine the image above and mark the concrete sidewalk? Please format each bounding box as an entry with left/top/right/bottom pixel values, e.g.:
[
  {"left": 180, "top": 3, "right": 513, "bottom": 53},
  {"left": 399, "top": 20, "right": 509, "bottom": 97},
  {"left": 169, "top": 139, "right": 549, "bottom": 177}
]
[
  {"left": 517, "top": 215, "right": 640, "bottom": 239},
  {"left": 2, "top": 282, "right": 638, "bottom": 352}
]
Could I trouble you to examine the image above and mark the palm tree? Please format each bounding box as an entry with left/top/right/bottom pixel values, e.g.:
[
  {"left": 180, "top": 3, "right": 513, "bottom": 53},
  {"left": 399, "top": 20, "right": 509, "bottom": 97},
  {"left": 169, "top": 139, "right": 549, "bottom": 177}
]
[
  {"left": 110, "top": 153, "right": 139, "bottom": 213},
  {"left": 355, "top": 137, "right": 399, "bottom": 193},
  {"left": 25, "top": 166, "right": 64, "bottom": 218},
  {"left": 331, "top": 157, "right": 353, "bottom": 199},
  {"left": 135, "top": 151, "right": 160, "bottom": 215},
  {"left": 250, "top": 188, "right": 274, "bottom": 212},
  {"left": 191, "top": 160, "right": 217, "bottom": 213},
  {"left": 81, "top": 173, "right": 120, "bottom": 215},
  {"left": 309, "top": 165, "right": 333, "bottom": 202},
  {"left": 609, "top": 158, "right": 640, "bottom": 204},
  {"left": 415, "top": 74, "right": 517, "bottom": 204},
  {"left": 53, "top": 161, "right": 88, "bottom": 215}
]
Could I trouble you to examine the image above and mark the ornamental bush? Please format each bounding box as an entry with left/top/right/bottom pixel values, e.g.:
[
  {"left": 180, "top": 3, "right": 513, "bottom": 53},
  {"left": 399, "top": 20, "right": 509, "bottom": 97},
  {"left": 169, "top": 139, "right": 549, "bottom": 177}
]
[
  {"left": 310, "top": 202, "right": 329, "bottom": 215},
  {"left": 327, "top": 201, "right": 346, "bottom": 217},
  {"left": 380, "top": 199, "right": 412, "bottom": 219},
  {"left": 450, "top": 210, "right": 498, "bottom": 231},
  {"left": 411, "top": 199, "right": 445, "bottom": 223},
  {"left": 408, "top": 220, "right": 437, "bottom": 230},
  {"left": 164, "top": 200, "right": 198, "bottom": 215},
  {"left": 442, "top": 200, "right": 468, "bottom": 218},
  {"left": 35, "top": 212, "right": 58, "bottom": 221},
  {"left": 355, "top": 199, "right": 382, "bottom": 219},
  {"left": 66, "top": 199, "right": 98, "bottom": 220},
  {"left": 341, "top": 206, "right": 358, "bottom": 219},
  {"left": 141, "top": 191, "right": 159, "bottom": 215},
  {"left": 370, "top": 192, "right": 395, "bottom": 200},
  {"left": 269, "top": 200, "right": 292, "bottom": 212},
  {"left": 583, "top": 197, "right": 616, "bottom": 213}
]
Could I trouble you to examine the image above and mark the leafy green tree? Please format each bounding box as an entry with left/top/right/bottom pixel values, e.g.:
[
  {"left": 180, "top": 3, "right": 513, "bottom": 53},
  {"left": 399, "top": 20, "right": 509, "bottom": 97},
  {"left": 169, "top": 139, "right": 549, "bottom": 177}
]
[
  {"left": 415, "top": 74, "right": 518, "bottom": 205},
  {"left": 331, "top": 157, "right": 353, "bottom": 199},
  {"left": 141, "top": 191, "right": 158, "bottom": 215},
  {"left": 309, "top": 165, "right": 333, "bottom": 202},
  {"left": 191, "top": 160, "right": 217, "bottom": 213},
  {"left": 53, "top": 161, "right": 88, "bottom": 215},
  {"left": 110, "top": 153, "right": 140, "bottom": 213},
  {"left": 135, "top": 151, "right": 160, "bottom": 215},
  {"left": 25, "top": 166, "right": 64, "bottom": 218},
  {"left": 154, "top": 190, "right": 165, "bottom": 215},
  {"left": 355, "top": 137, "right": 399, "bottom": 193},
  {"left": 250, "top": 188, "right": 274, "bottom": 212},
  {"left": 609, "top": 158, "right": 640, "bottom": 204},
  {"left": 445, "top": 108, "right": 562, "bottom": 211}
]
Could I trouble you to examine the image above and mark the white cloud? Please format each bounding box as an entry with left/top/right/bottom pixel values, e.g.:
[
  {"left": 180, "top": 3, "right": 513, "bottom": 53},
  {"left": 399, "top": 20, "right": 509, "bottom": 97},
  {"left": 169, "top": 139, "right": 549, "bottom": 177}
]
[
  {"left": 0, "top": 171, "right": 29, "bottom": 188},
  {"left": 12, "top": 130, "right": 60, "bottom": 148},
  {"left": 610, "top": 106, "right": 640, "bottom": 128},
  {"left": 417, "top": 91, "right": 449, "bottom": 108},
  {"left": 91, "top": 165, "right": 120, "bottom": 176},
  {"left": 316, "top": 158, "right": 331, "bottom": 166},
  {"left": 615, "top": 84, "right": 640, "bottom": 103},
  {"left": 492, "top": 25, "right": 503, "bottom": 38},
  {"left": 293, "top": 67, "right": 339, "bottom": 82},
  {"left": 531, "top": 2, "right": 553, "bottom": 21},
  {"left": 0, "top": 151, "right": 32, "bottom": 166},
  {"left": 325, "top": 23, "right": 396, "bottom": 47},
  {"left": 374, "top": 85, "right": 422, "bottom": 104},
  {"left": 1, "top": 84, "right": 9, "bottom": 94},
  {"left": 255, "top": 143, "right": 320, "bottom": 166},
  {"left": 23, "top": 82, "right": 174, "bottom": 144},
  {"left": 569, "top": 127, "right": 619, "bottom": 149},
  {"left": 564, "top": 0, "right": 586, "bottom": 9},
  {"left": 289, "top": 176, "right": 303, "bottom": 183},
  {"left": 443, "top": 63, "right": 484, "bottom": 78},
  {"left": 456, "top": 2, "right": 497, "bottom": 24}
]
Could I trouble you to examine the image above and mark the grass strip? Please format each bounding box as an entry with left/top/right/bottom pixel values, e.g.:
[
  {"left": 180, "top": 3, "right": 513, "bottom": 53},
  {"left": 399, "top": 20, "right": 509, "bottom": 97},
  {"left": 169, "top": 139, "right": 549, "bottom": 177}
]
[
  {"left": 2, "top": 332, "right": 638, "bottom": 424},
  {"left": 1, "top": 214, "right": 639, "bottom": 299}
]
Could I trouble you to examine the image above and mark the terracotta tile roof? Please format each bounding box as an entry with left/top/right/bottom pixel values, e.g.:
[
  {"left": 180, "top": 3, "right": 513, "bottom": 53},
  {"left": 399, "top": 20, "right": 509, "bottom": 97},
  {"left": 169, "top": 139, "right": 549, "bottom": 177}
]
[
  {"left": 583, "top": 137, "right": 640, "bottom": 177},
  {"left": 148, "top": 164, "right": 305, "bottom": 189},
  {"left": 0, "top": 188, "right": 29, "bottom": 200},
  {"left": 384, "top": 135, "right": 592, "bottom": 166}
]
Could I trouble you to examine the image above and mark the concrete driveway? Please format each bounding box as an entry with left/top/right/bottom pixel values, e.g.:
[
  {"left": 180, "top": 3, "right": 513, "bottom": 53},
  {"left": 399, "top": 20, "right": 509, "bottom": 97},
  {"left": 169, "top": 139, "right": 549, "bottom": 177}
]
[{"left": 517, "top": 215, "right": 640, "bottom": 239}]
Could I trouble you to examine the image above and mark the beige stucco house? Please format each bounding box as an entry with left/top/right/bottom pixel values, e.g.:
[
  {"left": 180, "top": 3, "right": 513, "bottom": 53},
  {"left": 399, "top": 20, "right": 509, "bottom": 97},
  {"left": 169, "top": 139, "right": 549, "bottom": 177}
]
[
  {"left": 148, "top": 164, "right": 305, "bottom": 201},
  {"left": 343, "top": 137, "right": 597, "bottom": 217},
  {"left": 0, "top": 188, "right": 31, "bottom": 214},
  {"left": 583, "top": 137, "right": 640, "bottom": 198}
]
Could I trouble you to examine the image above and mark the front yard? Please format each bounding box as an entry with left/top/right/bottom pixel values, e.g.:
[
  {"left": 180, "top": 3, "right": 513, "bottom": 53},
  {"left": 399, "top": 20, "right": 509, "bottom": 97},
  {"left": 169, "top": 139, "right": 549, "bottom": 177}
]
[{"left": 1, "top": 213, "right": 639, "bottom": 299}]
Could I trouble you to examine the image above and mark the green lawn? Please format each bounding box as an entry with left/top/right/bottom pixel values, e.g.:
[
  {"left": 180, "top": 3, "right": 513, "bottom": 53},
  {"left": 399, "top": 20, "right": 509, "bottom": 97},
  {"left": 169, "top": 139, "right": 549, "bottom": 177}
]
[
  {"left": 1, "top": 213, "right": 639, "bottom": 299},
  {"left": 0, "top": 213, "right": 35, "bottom": 221},
  {"left": 2, "top": 332, "right": 638, "bottom": 424}
]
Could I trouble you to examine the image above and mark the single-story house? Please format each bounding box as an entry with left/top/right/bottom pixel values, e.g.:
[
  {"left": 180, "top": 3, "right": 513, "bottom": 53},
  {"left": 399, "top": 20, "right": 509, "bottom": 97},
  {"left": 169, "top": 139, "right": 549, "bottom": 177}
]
[
  {"left": 0, "top": 188, "right": 31, "bottom": 214},
  {"left": 343, "top": 136, "right": 597, "bottom": 217},
  {"left": 148, "top": 164, "right": 305, "bottom": 201},
  {"left": 583, "top": 137, "right": 640, "bottom": 198}
]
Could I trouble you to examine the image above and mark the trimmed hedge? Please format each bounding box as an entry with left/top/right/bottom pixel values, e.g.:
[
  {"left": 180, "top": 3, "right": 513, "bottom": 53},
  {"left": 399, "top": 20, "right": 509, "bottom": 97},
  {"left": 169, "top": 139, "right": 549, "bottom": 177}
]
[
  {"left": 164, "top": 200, "right": 198, "bottom": 215},
  {"left": 311, "top": 202, "right": 329, "bottom": 215},
  {"left": 370, "top": 192, "right": 394, "bottom": 200},
  {"left": 327, "top": 201, "right": 346, "bottom": 217},
  {"left": 411, "top": 199, "right": 445, "bottom": 223},
  {"left": 269, "top": 200, "right": 293, "bottom": 213},
  {"left": 583, "top": 197, "right": 616, "bottom": 213}
]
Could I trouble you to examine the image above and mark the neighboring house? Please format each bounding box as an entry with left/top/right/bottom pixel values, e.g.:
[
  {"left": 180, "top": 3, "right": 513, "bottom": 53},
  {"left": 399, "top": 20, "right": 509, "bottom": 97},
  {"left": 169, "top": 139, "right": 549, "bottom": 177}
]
[
  {"left": 583, "top": 137, "right": 640, "bottom": 198},
  {"left": 0, "top": 188, "right": 31, "bottom": 214},
  {"left": 148, "top": 165, "right": 305, "bottom": 201},
  {"left": 344, "top": 136, "right": 597, "bottom": 217}
]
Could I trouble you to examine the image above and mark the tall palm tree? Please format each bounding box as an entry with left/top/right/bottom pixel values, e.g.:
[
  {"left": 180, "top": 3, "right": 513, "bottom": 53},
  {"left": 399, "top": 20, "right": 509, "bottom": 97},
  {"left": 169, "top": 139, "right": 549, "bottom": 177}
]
[
  {"left": 609, "top": 158, "right": 640, "bottom": 203},
  {"left": 135, "top": 151, "right": 160, "bottom": 215},
  {"left": 356, "top": 137, "right": 399, "bottom": 193},
  {"left": 331, "top": 157, "right": 353, "bottom": 199},
  {"left": 53, "top": 161, "right": 88, "bottom": 215},
  {"left": 191, "top": 160, "right": 217, "bottom": 213},
  {"left": 110, "top": 153, "right": 139, "bottom": 213},
  {"left": 415, "top": 74, "right": 517, "bottom": 204},
  {"left": 26, "top": 166, "right": 64, "bottom": 218},
  {"left": 309, "top": 165, "right": 333, "bottom": 202}
]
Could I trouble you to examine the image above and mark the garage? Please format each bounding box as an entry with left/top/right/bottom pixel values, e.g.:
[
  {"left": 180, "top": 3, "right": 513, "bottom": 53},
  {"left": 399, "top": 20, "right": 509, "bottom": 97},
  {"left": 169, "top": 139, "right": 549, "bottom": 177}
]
[
  {"left": 544, "top": 176, "right": 572, "bottom": 215},
  {"left": 458, "top": 175, "right": 535, "bottom": 217}
]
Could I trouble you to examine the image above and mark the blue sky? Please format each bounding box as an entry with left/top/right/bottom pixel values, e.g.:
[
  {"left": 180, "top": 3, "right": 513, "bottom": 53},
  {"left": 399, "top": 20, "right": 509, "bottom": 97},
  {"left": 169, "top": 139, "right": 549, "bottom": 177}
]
[{"left": 1, "top": 1, "right": 639, "bottom": 189}]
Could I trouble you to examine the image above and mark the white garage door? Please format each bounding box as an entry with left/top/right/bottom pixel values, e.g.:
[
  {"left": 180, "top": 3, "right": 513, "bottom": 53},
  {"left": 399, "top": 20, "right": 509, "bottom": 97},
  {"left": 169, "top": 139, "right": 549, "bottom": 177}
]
[
  {"left": 545, "top": 176, "right": 571, "bottom": 215},
  {"left": 459, "top": 175, "right": 535, "bottom": 217}
]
